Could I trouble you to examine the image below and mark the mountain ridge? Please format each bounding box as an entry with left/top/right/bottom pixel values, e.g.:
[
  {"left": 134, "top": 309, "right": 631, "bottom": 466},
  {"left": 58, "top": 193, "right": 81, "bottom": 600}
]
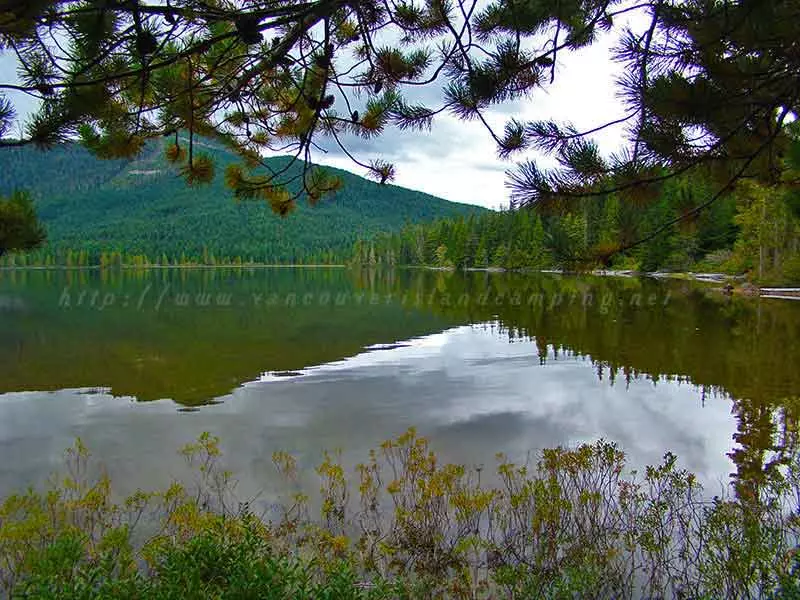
[{"left": 0, "top": 141, "right": 485, "bottom": 263}]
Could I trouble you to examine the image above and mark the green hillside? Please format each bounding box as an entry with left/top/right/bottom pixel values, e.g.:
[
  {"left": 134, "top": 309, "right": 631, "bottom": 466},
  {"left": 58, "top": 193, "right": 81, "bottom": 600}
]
[{"left": 0, "top": 142, "right": 484, "bottom": 264}]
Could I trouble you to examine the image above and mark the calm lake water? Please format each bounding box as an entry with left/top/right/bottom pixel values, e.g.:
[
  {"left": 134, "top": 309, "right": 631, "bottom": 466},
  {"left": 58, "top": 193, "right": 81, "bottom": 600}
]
[{"left": 1, "top": 267, "right": 798, "bottom": 504}]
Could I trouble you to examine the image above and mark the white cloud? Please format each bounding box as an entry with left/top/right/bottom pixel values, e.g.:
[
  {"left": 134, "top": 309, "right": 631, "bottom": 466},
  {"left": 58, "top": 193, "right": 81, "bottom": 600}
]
[
  {"left": 316, "top": 114, "right": 510, "bottom": 208},
  {"left": 312, "top": 25, "right": 636, "bottom": 208}
]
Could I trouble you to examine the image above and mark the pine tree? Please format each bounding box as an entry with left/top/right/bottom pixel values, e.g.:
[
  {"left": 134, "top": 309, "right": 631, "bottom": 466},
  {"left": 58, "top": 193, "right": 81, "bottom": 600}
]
[
  {"left": 0, "top": 191, "right": 45, "bottom": 257},
  {"left": 2, "top": 0, "right": 798, "bottom": 263}
]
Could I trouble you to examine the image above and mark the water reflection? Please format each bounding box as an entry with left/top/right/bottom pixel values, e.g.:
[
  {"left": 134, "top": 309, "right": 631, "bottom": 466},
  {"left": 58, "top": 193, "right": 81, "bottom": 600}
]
[
  {"left": 0, "top": 267, "right": 798, "bottom": 500},
  {"left": 0, "top": 325, "right": 737, "bottom": 505},
  {"left": 0, "top": 268, "right": 463, "bottom": 402}
]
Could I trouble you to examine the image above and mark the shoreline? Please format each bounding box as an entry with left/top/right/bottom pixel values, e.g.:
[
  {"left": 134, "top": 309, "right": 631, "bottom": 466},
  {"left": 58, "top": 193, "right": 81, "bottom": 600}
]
[
  {"left": 3, "top": 263, "right": 798, "bottom": 299},
  {"left": 463, "top": 265, "right": 745, "bottom": 284},
  {"left": 0, "top": 263, "right": 348, "bottom": 271},
  {"left": 415, "top": 265, "right": 800, "bottom": 299}
]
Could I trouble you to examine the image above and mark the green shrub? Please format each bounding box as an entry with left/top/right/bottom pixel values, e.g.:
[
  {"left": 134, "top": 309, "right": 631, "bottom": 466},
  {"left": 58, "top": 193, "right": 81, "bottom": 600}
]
[
  {"left": 783, "top": 255, "right": 800, "bottom": 285},
  {"left": 1, "top": 426, "right": 798, "bottom": 599}
]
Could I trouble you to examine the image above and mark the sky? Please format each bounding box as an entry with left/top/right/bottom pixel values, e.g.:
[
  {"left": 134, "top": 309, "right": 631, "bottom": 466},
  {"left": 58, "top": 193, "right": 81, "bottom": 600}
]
[
  {"left": 0, "top": 23, "right": 634, "bottom": 210},
  {"left": 319, "top": 33, "right": 630, "bottom": 209}
]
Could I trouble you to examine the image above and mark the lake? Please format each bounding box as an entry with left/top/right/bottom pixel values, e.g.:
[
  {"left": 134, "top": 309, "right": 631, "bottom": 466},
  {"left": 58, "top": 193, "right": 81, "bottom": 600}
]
[{"left": 1, "top": 267, "right": 798, "bottom": 506}]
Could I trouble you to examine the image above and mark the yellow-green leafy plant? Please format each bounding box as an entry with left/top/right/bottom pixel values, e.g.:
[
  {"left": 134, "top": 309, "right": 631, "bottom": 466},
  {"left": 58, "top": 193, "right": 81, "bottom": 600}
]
[{"left": 1, "top": 424, "right": 799, "bottom": 599}]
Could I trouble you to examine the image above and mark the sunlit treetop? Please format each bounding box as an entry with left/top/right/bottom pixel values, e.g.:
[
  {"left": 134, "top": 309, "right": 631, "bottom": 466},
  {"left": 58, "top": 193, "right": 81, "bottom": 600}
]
[{"left": 0, "top": 0, "right": 798, "bottom": 230}]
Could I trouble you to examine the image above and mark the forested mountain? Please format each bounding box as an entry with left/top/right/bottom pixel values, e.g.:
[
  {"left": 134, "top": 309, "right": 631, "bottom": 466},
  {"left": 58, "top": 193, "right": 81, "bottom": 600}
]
[
  {"left": 0, "top": 142, "right": 483, "bottom": 265},
  {"left": 353, "top": 175, "right": 800, "bottom": 284}
]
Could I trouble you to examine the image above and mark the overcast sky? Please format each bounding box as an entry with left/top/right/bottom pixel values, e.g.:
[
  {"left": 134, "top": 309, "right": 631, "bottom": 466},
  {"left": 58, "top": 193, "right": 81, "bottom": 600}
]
[
  {"left": 0, "top": 24, "right": 634, "bottom": 209},
  {"left": 321, "top": 32, "right": 630, "bottom": 209}
]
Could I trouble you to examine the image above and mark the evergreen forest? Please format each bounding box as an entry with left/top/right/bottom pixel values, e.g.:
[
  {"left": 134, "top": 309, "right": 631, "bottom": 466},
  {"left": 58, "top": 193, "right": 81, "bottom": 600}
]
[
  {"left": 0, "top": 141, "right": 482, "bottom": 266},
  {"left": 352, "top": 174, "right": 800, "bottom": 284}
]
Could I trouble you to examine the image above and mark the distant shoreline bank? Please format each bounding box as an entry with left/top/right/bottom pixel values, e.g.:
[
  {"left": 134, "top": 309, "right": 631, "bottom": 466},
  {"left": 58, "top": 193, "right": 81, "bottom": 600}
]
[
  {"left": 3, "top": 263, "right": 798, "bottom": 300},
  {"left": 0, "top": 262, "right": 759, "bottom": 283},
  {"left": 397, "top": 265, "right": 800, "bottom": 300},
  {"left": 413, "top": 264, "right": 744, "bottom": 283},
  {"left": 0, "top": 263, "right": 348, "bottom": 271}
]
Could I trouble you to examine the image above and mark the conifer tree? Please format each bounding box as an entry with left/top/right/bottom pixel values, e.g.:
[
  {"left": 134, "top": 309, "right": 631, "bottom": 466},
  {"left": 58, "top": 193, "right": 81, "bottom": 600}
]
[
  {"left": 502, "top": 0, "right": 800, "bottom": 260},
  {"left": 0, "top": 191, "right": 45, "bottom": 256},
  {"left": 1, "top": 0, "right": 798, "bottom": 258}
]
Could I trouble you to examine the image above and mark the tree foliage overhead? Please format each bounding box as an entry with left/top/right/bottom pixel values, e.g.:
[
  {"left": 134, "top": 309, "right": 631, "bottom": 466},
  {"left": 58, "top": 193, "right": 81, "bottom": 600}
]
[
  {"left": 505, "top": 1, "right": 800, "bottom": 207},
  {"left": 0, "top": 0, "right": 798, "bottom": 256}
]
